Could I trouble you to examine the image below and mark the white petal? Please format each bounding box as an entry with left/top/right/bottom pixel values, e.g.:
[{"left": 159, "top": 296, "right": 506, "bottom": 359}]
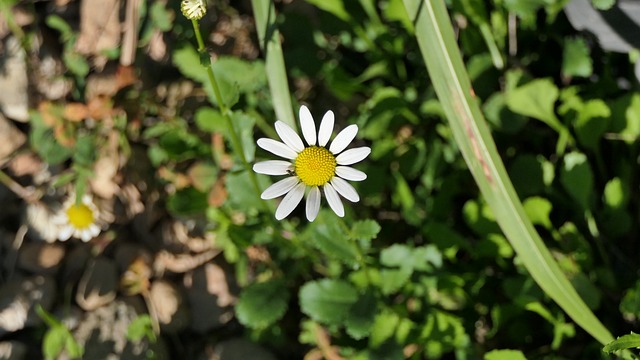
[
  {"left": 275, "top": 182, "right": 306, "bottom": 220},
  {"left": 253, "top": 160, "right": 293, "bottom": 175},
  {"left": 58, "top": 225, "right": 73, "bottom": 241},
  {"left": 336, "top": 147, "right": 371, "bottom": 165},
  {"left": 80, "top": 229, "right": 94, "bottom": 242},
  {"left": 335, "top": 166, "right": 367, "bottom": 181},
  {"left": 261, "top": 177, "right": 299, "bottom": 199},
  {"left": 299, "top": 105, "right": 317, "bottom": 146},
  {"left": 275, "top": 121, "right": 305, "bottom": 153},
  {"left": 257, "top": 138, "right": 298, "bottom": 159},
  {"left": 329, "top": 125, "right": 358, "bottom": 154},
  {"left": 331, "top": 177, "right": 360, "bottom": 202},
  {"left": 306, "top": 186, "right": 321, "bottom": 222},
  {"left": 323, "top": 183, "right": 344, "bottom": 217},
  {"left": 318, "top": 111, "right": 335, "bottom": 147},
  {"left": 88, "top": 224, "right": 101, "bottom": 237}
]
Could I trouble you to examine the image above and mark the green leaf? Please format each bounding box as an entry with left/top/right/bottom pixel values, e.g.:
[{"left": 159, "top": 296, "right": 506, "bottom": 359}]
[
  {"left": 195, "top": 107, "right": 226, "bottom": 133},
  {"left": 380, "top": 244, "right": 412, "bottom": 267},
  {"left": 166, "top": 188, "right": 208, "bottom": 216},
  {"left": 350, "top": 219, "right": 381, "bottom": 241},
  {"left": 380, "top": 268, "right": 412, "bottom": 295},
  {"left": 236, "top": 279, "right": 289, "bottom": 329},
  {"left": 620, "top": 282, "right": 640, "bottom": 320},
  {"left": 305, "top": 0, "right": 351, "bottom": 22},
  {"left": 506, "top": 78, "right": 565, "bottom": 134},
  {"left": 574, "top": 99, "right": 610, "bottom": 150},
  {"left": 402, "top": 0, "right": 614, "bottom": 347},
  {"left": 591, "top": 0, "right": 615, "bottom": 10},
  {"left": 299, "top": 279, "right": 358, "bottom": 325},
  {"left": 484, "top": 349, "right": 527, "bottom": 360},
  {"left": 562, "top": 37, "right": 593, "bottom": 78},
  {"left": 345, "top": 290, "right": 377, "bottom": 340},
  {"left": 29, "top": 114, "right": 72, "bottom": 165},
  {"left": 226, "top": 171, "right": 268, "bottom": 210},
  {"left": 73, "top": 134, "right": 96, "bottom": 168},
  {"left": 127, "top": 315, "right": 156, "bottom": 343},
  {"left": 214, "top": 57, "right": 267, "bottom": 93},
  {"left": 43, "top": 327, "right": 67, "bottom": 359},
  {"left": 522, "top": 197, "right": 553, "bottom": 229},
  {"left": 231, "top": 111, "right": 257, "bottom": 163},
  {"left": 603, "top": 333, "right": 640, "bottom": 353},
  {"left": 305, "top": 211, "right": 359, "bottom": 265},
  {"left": 64, "top": 335, "right": 84, "bottom": 359},
  {"left": 46, "top": 15, "right": 73, "bottom": 39},
  {"left": 560, "top": 152, "right": 594, "bottom": 210},
  {"left": 369, "top": 310, "right": 399, "bottom": 347},
  {"left": 150, "top": 2, "right": 174, "bottom": 32},
  {"left": 604, "top": 177, "right": 628, "bottom": 209},
  {"left": 63, "top": 50, "right": 90, "bottom": 78}
]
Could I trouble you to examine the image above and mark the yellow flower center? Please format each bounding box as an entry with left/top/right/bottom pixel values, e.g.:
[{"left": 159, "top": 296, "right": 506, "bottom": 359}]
[
  {"left": 66, "top": 203, "right": 95, "bottom": 229},
  {"left": 295, "top": 146, "right": 336, "bottom": 186}
]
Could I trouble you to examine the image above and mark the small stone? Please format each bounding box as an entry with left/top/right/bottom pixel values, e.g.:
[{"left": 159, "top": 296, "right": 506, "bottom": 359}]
[
  {"left": 18, "top": 242, "right": 65, "bottom": 275},
  {"left": 149, "top": 280, "right": 189, "bottom": 333},
  {"left": 0, "top": 275, "right": 55, "bottom": 336},
  {"left": 76, "top": 257, "right": 118, "bottom": 311},
  {"left": 0, "top": 37, "right": 28, "bottom": 122},
  {"left": 0, "top": 113, "right": 25, "bottom": 162}
]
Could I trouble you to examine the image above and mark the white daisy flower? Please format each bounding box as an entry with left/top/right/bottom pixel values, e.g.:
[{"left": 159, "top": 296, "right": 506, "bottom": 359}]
[
  {"left": 253, "top": 105, "right": 370, "bottom": 221},
  {"left": 54, "top": 194, "right": 102, "bottom": 242}
]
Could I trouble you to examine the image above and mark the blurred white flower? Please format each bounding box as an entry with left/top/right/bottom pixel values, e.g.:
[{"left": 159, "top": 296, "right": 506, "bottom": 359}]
[
  {"left": 54, "top": 194, "right": 101, "bottom": 242},
  {"left": 253, "top": 106, "right": 370, "bottom": 221}
]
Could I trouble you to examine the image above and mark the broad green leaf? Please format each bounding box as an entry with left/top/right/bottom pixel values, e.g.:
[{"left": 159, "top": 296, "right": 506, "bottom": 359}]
[
  {"left": 214, "top": 57, "right": 267, "bottom": 93},
  {"left": 345, "top": 290, "right": 377, "bottom": 340},
  {"left": 506, "top": 78, "right": 565, "bottom": 134},
  {"left": 402, "top": 0, "right": 614, "bottom": 347},
  {"left": 484, "top": 349, "right": 527, "bottom": 360},
  {"left": 299, "top": 279, "right": 358, "bottom": 325},
  {"left": 150, "top": 2, "right": 174, "bottom": 32},
  {"left": 620, "top": 282, "right": 640, "bottom": 320},
  {"left": 236, "top": 279, "right": 289, "bottom": 329},
  {"left": 462, "top": 199, "right": 501, "bottom": 235},
  {"left": 560, "top": 152, "right": 594, "bottom": 210},
  {"left": 29, "top": 113, "right": 72, "bottom": 165},
  {"left": 380, "top": 244, "right": 412, "bottom": 267},
  {"left": 65, "top": 335, "right": 84, "bottom": 359},
  {"left": 603, "top": 333, "right": 640, "bottom": 352},
  {"left": 226, "top": 171, "right": 268, "bottom": 210},
  {"left": 604, "top": 177, "right": 628, "bottom": 209},
  {"left": 411, "top": 245, "right": 443, "bottom": 270},
  {"left": 380, "top": 268, "right": 412, "bottom": 295},
  {"left": 574, "top": 99, "right": 610, "bottom": 150},
  {"left": 195, "top": 107, "right": 226, "bottom": 133},
  {"left": 231, "top": 111, "right": 257, "bottom": 163},
  {"left": 562, "top": 37, "right": 593, "bottom": 78},
  {"left": 522, "top": 197, "right": 553, "bottom": 229}
]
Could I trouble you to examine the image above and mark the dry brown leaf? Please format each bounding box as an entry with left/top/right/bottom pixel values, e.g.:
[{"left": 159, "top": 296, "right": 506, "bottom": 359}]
[
  {"left": 208, "top": 175, "right": 227, "bottom": 207},
  {"left": 87, "top": 95, "right": 114, "bottom": 120},
  {"left": 8, "top": 153, "right": 42, "bottom": 177},
  {"left": 115, "top": 65, "right": 137, "bottom": 90},
  {"left": 63, "top": 102, "right": 89, "bottom": 122}
]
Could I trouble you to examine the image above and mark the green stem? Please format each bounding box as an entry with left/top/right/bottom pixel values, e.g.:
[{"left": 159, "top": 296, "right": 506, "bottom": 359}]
[{"left": 190, "top": 19, "right": 268, "bottom": 212}]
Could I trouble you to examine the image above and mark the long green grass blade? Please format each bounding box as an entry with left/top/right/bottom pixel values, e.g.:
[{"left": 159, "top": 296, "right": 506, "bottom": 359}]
[
  {"left": 251, "top": 0, "right": 297, "bottom": 130},
  {"left": 402, "top": 0, "right": 614, "bottom": 346}
]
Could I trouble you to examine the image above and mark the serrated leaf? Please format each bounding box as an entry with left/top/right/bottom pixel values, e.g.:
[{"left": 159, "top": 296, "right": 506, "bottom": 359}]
[
  {"left": 560, "top": 152, "right": 594, "bottom": 210},
  {"left": 603, "top": 332, "right": 640, "bottom": 353},
  {"left": 299, "top": 279, "right": 358, "bottom": 325},
  {"left": 236, "top": 279, "right": 289, "bottom": 329},
  {"left": 380, "top": 244, "right": 412, "bottom": 267},
  {"left": 345, "top": 290, "right": 377, "bottom": 340},
  {"left": 411, "top": 245, "right": 443, "bottom": 270},
  {"left": 380, "top": 267, "right": 412, "bottom": 295},
  {"left": 484, "top": 349, "right": 527, "bottom": 360},
  {"left": 350, "top": 219, "right": 381, "bottom": 241},
  {"left": 306, "top": 211, "right": 359, "bottom": 265},
  {"left": 369, "top": 310, "right": 400, "bottom": 347}
]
